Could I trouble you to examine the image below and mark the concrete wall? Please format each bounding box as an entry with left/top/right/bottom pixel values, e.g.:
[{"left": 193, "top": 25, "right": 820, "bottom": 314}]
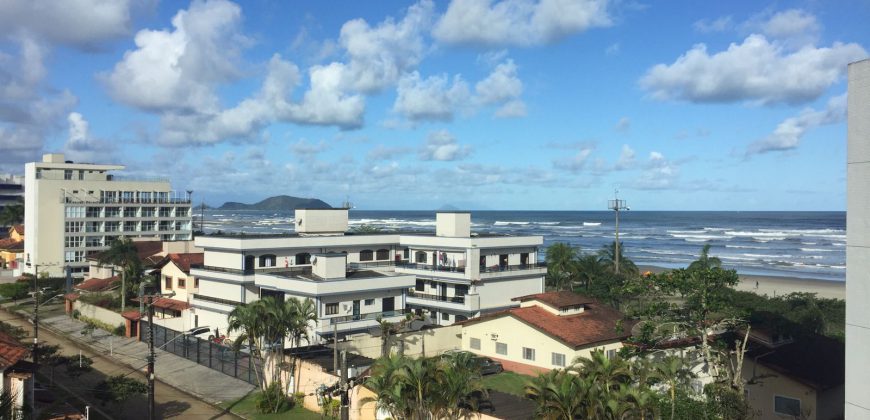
[
  {"left": 73, "top": 300, "right": 125, "bottom": 328},
  {"left": 476, "top": 276, "right": 544, "bottom": 311},
  {"left": 159, "top": 260, "right": 196, "bottom": 303},
  {"left": 742, "top": 359, "right": 819, "bottom": 420},
  {"left": 334, "top": 325, "right": 463, "bottom": 359},
  {"left": 846, "top": 58, "right": 870, "bottom": 419},
  {"left": 295, "top": 209, "right": 348, "bottom": 234}
]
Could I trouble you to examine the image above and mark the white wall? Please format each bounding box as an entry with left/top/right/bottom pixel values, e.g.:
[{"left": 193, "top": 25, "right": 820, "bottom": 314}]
[{"left": 476, "top": 276, "right": 544, "bottom": 311}]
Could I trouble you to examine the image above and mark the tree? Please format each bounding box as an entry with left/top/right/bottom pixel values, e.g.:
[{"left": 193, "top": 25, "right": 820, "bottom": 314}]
[
  {"left": 545, "top": 243, "right": 579, "bottom": 291},
  {"left": 574, "top": 349, "right": 631, "bottom": 397},
  {"left": 598, "top": 241, "right": 639, "bottom": 276},
  {"left": 97, "top": 237, "right": 141, "bottom": 312},
  {"left": 0, "top": 198, "right": 23, "bottom": 227},
  {"left": 93, "top": 375, "right": 147, "bottom": 406},
  {"left": 575, "top": 253, "right": 607, "bottom": 292},
  {"left": 525, "top": 369, "right": 591, "bottom": 419},
  {"left": 433, "top": 351, "right": 488, "bottom": 419},
  {"left": 687, "top": 244, "right": 722, "bottom": 272},
  {"left": 654, "top": 355, "right": 695, "bottom": 420}
]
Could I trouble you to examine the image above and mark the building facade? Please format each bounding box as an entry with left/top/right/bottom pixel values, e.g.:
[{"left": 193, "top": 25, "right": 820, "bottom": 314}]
[
  {"left": 23, "top": 153, "right": 192, "bottom": 277},
  {"left": 846, "top": 59, "right": 870, "bottom": 418},
  {"left": 189, "top": 209, "right": 546, "bottom": 344},
  {"left": 0, "top": 173, "right": 23, "bottom": 213}
]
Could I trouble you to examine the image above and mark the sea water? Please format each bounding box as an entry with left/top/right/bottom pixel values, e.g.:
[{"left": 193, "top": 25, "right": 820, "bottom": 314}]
[{"left": 197, "top": 210, "right": 845, "bottom": 282}]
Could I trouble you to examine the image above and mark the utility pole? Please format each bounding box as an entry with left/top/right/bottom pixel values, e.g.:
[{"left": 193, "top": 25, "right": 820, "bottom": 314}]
[
  {"left": 147, "top": 296, "right": 156, "bottom": 420},
  {"left": 607, "top": 190, "right": 629, "bottom": 274},
  {"left": 333, "top": 323, "right": 338, "bottom": 374},
  {"left": 340, "top": 350, "right": 349, "bottom": 420},
  {"left": 32, "top": 262, "right": 39, "bottom": 376}
]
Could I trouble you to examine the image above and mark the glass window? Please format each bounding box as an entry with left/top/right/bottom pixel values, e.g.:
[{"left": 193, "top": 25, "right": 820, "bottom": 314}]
[
  {"left": 552, "top": 352, "right": 566, "bottom": 367},
  {"left": 415, "top": 280, "right": 425, "bottom": 291},
  {"left": 360, "top": 250, "right": 373, "bottom": 261},
  {"left": 104, "top": 222, "right": 119, "bottom": 232},
  {"left": 403, "top": 248, "right": 410, "bottom": 259},
  {"left": 774, "top": 396, "right": 801, "bottom": 416},
  {"left": 64, "top": 236, "right": 84, "bottom": 248},
  {"left": 325, "top": 303, "right": 339, "bottom": 315},
  {"left": 141, "top": 207, "right": 155, "bottom": 217},
  {"left": 415, "top": 251, "right": 427, "bottom": 263},
  {"left": 455, "top": 285, "right": 468, "bottom": 296},
  {"left": 523, "top": 347, "right": 535, "bottom": 361},
  {"left": 104, "top": 207, "right": 120, "bottom": 217},
  {"left": 259, "top": 254, "right": 276, "bottom": 267},
  {"left": 442, "top": 312, "right": 450, "bottom": 321},
  {"left": 124, "top": 221, "right": 137, "bottom": 232},
  {"left": 178, "top": 277, "right": 186, "bottom": 288},
  {"left": 606, "top": 349, "right": 617, "bottom": 360},
  {"left": 64, "top": 169, "right": 72, "bottom": 180},
  {"left": 65, "top": 221, "right": 83, "bottom": 233},
  {"left": 124, "top": 207, "right": 137, "bottom": 217},
  {"left": 495, "top": 342, "right": 507, "bottom": 355},
  {"left": 164, "top": 276, "right": 172, "bottom": 290},
  {"left": 376, "top": 249, "right": 389, "bottom": 260},
  {"left": 364, "top": 299, "right": 375, "bottom": 306},
  {"left": 194, "top": 277, "right": 199, "bottom": 288},
  {"left": 470, "top": 337, "right": 481, "bottom": 350},
  {"left": 65, "top": 207, "right": 85, "bottom": 218}
]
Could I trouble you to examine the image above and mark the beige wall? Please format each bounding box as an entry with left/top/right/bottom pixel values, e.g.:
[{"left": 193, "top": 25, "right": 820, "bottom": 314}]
[
  {"left": 335, "top": 325, "right": 463, "bottom": 360},
  {"left": 743, "top": 359, "right": 818, "bottom": 420},
  {"left": 73, "top": 300, "right": 126, "bottom": 328},
  {"left": 462, "top": 315, "right": 622, "bottom": 370},
  {"left": 159, "top": 261, "right": 196, "bottom": 303}
]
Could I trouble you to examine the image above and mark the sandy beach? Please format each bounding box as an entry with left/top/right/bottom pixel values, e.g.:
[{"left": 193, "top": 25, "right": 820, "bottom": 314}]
[{"left": 638, "top": 265, "right": 845, "bottom": 300}]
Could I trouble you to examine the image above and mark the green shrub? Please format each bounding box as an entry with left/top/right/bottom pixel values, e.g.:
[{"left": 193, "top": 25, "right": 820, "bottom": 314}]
[
  {"left": 113, "top": 324, "right": 126, "bottom": 336},
  {"left": 78, "top": 315, "right": 121, "bottom": 336},
  {"left": 71, "top": 309, "right": 81, "bottom": 319},
  {"left": 65, "top": 354, "right": 93, "bottom": 377},
  {"left": 78, "top": 293, "right": 122, "bottom": 310},
  {"left": 293, "top": 391, "right": 306, "bottom": 406},
  {"left": 0, "top": 283, "right": 30, "bottom": 300},
  {"left": 255, "top": 382, "right": 289, "bottom": 414}
]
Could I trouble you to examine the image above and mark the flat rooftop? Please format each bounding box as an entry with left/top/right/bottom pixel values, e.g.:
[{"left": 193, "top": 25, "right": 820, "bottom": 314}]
[
  {"left": 201, "top": 231, "right": 515, "bottom": 239},
  {"left": 269, "top": 268, "right": 389, "bottom": 280}
]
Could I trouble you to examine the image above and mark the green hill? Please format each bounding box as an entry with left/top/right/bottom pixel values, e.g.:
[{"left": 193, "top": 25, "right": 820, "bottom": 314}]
[{"left": 218, "top": 195, "right": 332, "bottom": 211}]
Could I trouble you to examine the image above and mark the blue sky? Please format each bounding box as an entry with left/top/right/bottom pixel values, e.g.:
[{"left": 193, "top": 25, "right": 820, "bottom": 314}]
[{"left": 1, "top": 0, "right": 867, "bottom": 210}]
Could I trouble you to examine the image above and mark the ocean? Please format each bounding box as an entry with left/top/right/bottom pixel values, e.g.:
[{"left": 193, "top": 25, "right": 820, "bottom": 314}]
[{"left": 198, "top": 210, "right": 846, "bottom": 282}]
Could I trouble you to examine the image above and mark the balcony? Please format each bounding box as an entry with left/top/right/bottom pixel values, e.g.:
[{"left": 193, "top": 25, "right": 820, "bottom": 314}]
[
  {"left": 326, "top": 309, "right": 409, "bottom": 325},
  {"left": 348, "top": 260, "right": 408, "bottom": 270},
  {"left": 407, "top": 290, "right": 465, "bottom": 304},
  {"left": 395, "top": 262, "right": 468, "bottom": 280},
  {"left": 479, "top": 262, "right": 547, "bottom": 278},
  {"left": 316, "top": 309, "right": 409, "bottom": 334}
]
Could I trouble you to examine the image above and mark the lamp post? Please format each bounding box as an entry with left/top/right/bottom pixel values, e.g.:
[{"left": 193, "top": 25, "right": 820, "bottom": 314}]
[
  {"left": 25, "top": 256, "right": 38, "bottom": 378},
  {"left": 607, "top": 190, "right": 629, "bottom": 274}
]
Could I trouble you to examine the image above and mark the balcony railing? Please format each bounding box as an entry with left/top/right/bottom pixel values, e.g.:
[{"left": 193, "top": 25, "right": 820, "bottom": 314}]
[
  {"left": 480, "top": 262, "right": 546, "bottom": 273},
  {"left": 407, "top": 290, "right": 466, "bottom": 304},
  {"left": 192, "top": 294, "right": 242, "bottom": 307},
  {"left": 348, "top": 260, "right": 408, "bottom": 269},
  {"left": 190, "top": 264, "right": 311, "bottom": 276},
  {"left": 63, "top": 197, "right": 192, "bottom": 204},
  {"left": 397, "top": 262, "right": 466, "bottom": 273},
  {"left": 326, "top": 309, "right": 409, "bottom": 325}
]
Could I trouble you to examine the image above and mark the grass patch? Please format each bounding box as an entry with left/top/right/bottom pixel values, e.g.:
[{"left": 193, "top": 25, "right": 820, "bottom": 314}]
[
  {"left": 482, "top": 371, "right": 534, "bottom": 397},
  {"left": 220, "top": 390, "right": 324, "bottom": 420}
]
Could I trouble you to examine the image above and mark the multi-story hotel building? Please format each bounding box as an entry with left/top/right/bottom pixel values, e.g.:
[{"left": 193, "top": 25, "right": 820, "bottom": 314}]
[
  {"left": 190, "top": 209, "right": 545, "bottom": 343},
  {"left": 24, "top": 153, "right": 192, "bottom": 277},
  {"left": 846, "top": 58, "right": 870, "bottom": 418}
]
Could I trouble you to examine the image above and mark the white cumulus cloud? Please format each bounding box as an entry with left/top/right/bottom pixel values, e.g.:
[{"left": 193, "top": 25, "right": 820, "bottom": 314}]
[
  {"left": 393, "top": 72, "right": 470, "bottom": 122},
  {"left": 433, "top": 0, "right": 611, "bottom": 47},
  {"left": 640, "top": 34, "right": 866, "bottom": 105},
  {"left": 419, "top": 130, "right": 471, "bottom": 161},
  {"left": 0, "top": 0, "right": 132, "bottom": 49},
  {"left": 747, "top": 93, "right": 846, "bottom": 155}
]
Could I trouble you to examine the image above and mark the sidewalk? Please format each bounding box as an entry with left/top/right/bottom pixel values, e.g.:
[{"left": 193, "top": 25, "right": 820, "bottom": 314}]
[{"left": 41, "top": 314, "right": 255, "bottom": 406}]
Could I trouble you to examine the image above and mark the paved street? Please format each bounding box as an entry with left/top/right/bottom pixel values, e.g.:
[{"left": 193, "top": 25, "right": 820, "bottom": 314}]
[{"left": 1, "top": 303, "right": 247, "bottom": 419}]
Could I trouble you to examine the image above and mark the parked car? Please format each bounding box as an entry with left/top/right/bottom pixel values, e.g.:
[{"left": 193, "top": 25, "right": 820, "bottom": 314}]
[{"left": 474, "top": 356, "right": 504, "bottom": 375}]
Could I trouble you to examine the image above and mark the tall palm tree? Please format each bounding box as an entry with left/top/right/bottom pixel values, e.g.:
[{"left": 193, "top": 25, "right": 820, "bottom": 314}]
[
  {"left": 598, "top": 241, "right": 638, "bottom": 276},
  {"left": 227, "top": 301, "right": 268, "bottom": 392},
  {"left": 97, "top": 236, "right": 141, "bottom": 311},
  {"left": 545, "top": 242, "right": 579, "bottom": 291},
  {"left": 576, "top": 252, "right": 607, "bottom": 291},
  {"left": 0, "top": 198, "right": 23, "bottom": 227},
  {"left": 655, "top": 355, "right": 695, "bottom": 420},
  {"left": 434, "top": 351, "right": 488, "bottom": 419},
  {"left": 363, "top": 355, "right": 413, "bottom": 419},
  {"left": 688, "top": 244, "right": 722, "bottom": 272},
  {"left": 284, "top": 297, "right": 316, "bottom": 390},
  {"left": 525, "top": 369, "right": 591, "bottom": 419},
  {"left": 573, "top": 349, "right": 631, "bottom": 396}
]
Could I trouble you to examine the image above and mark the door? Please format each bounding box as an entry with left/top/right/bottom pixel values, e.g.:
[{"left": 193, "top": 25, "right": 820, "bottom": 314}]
[
  {"left": 382, "top": 296, "right": 395, "bottom": 313},
  {"left": 353, "top": 300, "right": 360, "bottom": 319},
  {"left": 243, "top": 255, "right": 255, "bottom": 272},
  {"left": 440, "top": 283, "right": 447, "bottom": 301}
]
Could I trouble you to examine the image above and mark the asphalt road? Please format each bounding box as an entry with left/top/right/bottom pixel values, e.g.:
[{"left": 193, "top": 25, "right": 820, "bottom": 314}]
[{"left": 1, "top": 304, "right": 243, "bottom": 420}]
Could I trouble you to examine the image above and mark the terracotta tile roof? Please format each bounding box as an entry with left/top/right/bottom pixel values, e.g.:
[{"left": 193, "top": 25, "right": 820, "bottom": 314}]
[
  {"left": 73, "top": 276, "right": 120, "bottom": 292},
  {"left": 11, "top": 225, "right": 23, "bottom": 235},
  {"left": 121, "top": 310, "right": 142, "bottom": 321},
  {"left": 513, "top": 291, "right": 595, "bottom": 309},
  {"left": 0, "top": 238, "right": 23, "bottom": 251},
  {"left": 132, "top": 297, "right": 190, "bottom": 312},
  {"left": 86, "top": 240, "right": 164, "bottom": 266},
  {"left": 461, "top": 302, "right": 631, "bottom": 349},
  {"left": 154, "top": 253, "right": 204, "bottom": 273},
  {"left": 0, "top": 331, "right": 28, "bottom": 370}
]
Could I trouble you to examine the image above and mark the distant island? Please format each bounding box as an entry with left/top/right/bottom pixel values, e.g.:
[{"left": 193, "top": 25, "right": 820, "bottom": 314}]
[{"left": 217, "top": 195, "right": 332, "bottom": 210}]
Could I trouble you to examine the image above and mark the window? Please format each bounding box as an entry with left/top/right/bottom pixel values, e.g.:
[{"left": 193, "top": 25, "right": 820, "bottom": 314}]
[
  {"left": 495, "top": 342, "right": 507, "bottom": 355},
  {"left": 86, "top": 221, "right": 101, "bottom": 232},
  {"left": 193, "top": 277, "right": 199, "bottom": 288},
  {"left": 442, "top": 313, "right": 450, "bottom": 321},
  {"left": 259, "top": 254, "right": 276, "bottom": 267},
  {"left": 774, "top": 396, "right": 801, "bottom": 416},
  {"left": 65, "top": 236, "right": 84, "bottom": 248},
  {"left": 124, "top": 207, "right": 137, "bottom": 217},
  {"left": 523, "top": 347, "right": 536, "bottom": 361},
  {"left": 606, "top": 349, "right": 617, "bottom": 360},
  {"left": 470, "top": 337, "right": 481, "bottom": 350},
  {"left": 325, "top": 303, "right": 339, "bottom": 315},
  {"left": 86, "top": 207, "right": 101, "bottom": 218},
  {"left": 65, "top": 221, "right": 83, "bottom": 233},
  {"left": 104, "top": 222, "right": 119, "bottom": 232},
  {"left": 403, "top": 248, "right": 410, "bottom": 259},
  {"left": 86, "top": 237, "right": 102, "bottom": 247},
  {"left": 376, "top": 249, "right": 389, "bottom": 260},
  {"left": 64, "top": 169, "right": 73, "bottom": 180},
  {"left": 104, "top": 207, "right": 120, "bottom": 217},
  {"left": 65, "top": 206, "right": 85, "bottom": 218},
  {"left": 178, "top": 277, "right": 186, "bottom": 288},
  {"left": 164, "top": 276, "right": 172, "bottom": 290},
  {"left": 64, "top": 251, "right": 84, "bottom": 263},
  {"left": 124, "top": 221, "right": 137, "bottom": 232},
  {"left": 141, "top": 207, "right": 155, "bottom": 217},
  {"left": 455, "top": 285, "right": 468, "bottom": 297},
  {"left": 360, "top": 250, "right": 373, "bottom": 261},
  {"left": 295, "top": 253, "right": 311, "bottom": 265},
  {"left": 159, "top": 207, "right": 172, "bottom": 217},
  {"left": 415, "top": 251, "right": 427, "bottom": 263},
  {"left": 141, "top": 221, "right": 155, "bottom": 231},
  {"left": 552, "top": 352, "right": 566, "bottom": 367},
  {"left": 364, "top": 299, "right": 375, "bottom": 306},
  {"left": 415, "top": 280, "right": 425, "bottom": 292}
]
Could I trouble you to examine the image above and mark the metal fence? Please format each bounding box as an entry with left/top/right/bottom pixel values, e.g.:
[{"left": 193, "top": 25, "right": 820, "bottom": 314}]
[{"left": 140, "top": 321, "right": 259, "bottom": 386}]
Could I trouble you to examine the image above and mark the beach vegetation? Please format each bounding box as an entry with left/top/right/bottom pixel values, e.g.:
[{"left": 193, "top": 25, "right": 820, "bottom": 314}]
[
  {"left": 97, "top": 236, "right": 142, "bottom": 312},
  {"left": 598, "top": 241, "right": 639, "bottom": 276},
  {"left": 545, "top": 242, "right": 580, "bottom": 291}
]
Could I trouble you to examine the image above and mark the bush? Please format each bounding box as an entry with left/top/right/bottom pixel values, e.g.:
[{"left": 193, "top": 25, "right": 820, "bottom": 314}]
[
  {"left": 0, "top": 283, "right": 30, "bottom": 300},
  {"left": 0, "top": 321, "right": 25, "bottom": 339},
  {"left": 255, "top": 382, "right": 289, "bottom": 414},
  {"left": 78, "top": 315, "right": 121, "bottom": 336},
  {"left": 78, "top": 293, "right": 122, "bottom": 310},
  {"left": 293, "top": 391, "right": 306, "bottom": 406},
  {"left": 322, "top": 397, "right": 340, "bottom": 419},
  {"left": 93, "top": 375, "right": 147, "bottom": 406},
  {"left": 71, "top": 309, "right": 81, "bottom": 319},
  {"left": 65, "top": 354, "right": 93, "bottom": 377},
  {"left": 113, "top": 324, "right": 126, "bottom": 336}
]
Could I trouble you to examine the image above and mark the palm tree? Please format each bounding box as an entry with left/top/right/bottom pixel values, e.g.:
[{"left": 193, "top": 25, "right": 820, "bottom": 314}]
[
  {"left": 0, "top": 198, "right": 23, "bottom": 227},
  {"left": 576, "top": 252, "right": 607, "bottom": 291},
  {"left": 525, "top": 369, "right": 591, "bottom": 419},
  {"left": 227, "top": 302, "right": 268, "bottom": 391},
  {"left": 545, "top": 242, "right": 579, "bottom": 291},
  {"left": 573, "top": 349, "right": 631, "bottom": 396},
  {"left": 598, "top": 241, "right": 638, "bottom": 276},
  {"left": 97, "top": 237, "right": 141, "bottom": 311},
  {"left": 688, "top": 244, "right": 722, "bottom": 272},
  {"left": 654, "top": 355, "right": 695, "bottom": 420},
  {"left": 283, "top": 297, "right": 316, "bottom": 389},
  {"left": 434, "top": 351, "right": 488, "bottom": 419},
  {"left": 363, "top": 355, "right": 413, "bottom": 419}
]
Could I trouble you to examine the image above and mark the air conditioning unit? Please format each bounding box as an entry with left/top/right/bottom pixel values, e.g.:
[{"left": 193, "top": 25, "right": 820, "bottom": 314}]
[{"left": 490, "top": 333, "right": 498, "bottom": 341}]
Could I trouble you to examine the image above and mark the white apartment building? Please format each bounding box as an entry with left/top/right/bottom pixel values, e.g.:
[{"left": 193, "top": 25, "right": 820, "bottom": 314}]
[
  {"left": 846, "top": 58, "right": 870, "bottom": 418},
  {"left": 0, "top": 173, "right": 24, "bottom": 212},
  {"left": 24, "top": 153, "right": 192, "bottom": 277},
  {"left": 190, "top": 209, "right": 545, "bottom": 343}
]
